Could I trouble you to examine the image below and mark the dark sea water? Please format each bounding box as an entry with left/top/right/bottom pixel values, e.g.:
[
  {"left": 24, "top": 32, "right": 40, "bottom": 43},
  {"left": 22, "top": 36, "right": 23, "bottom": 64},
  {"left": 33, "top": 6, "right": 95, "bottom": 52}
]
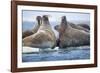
[
  {"left": 22, "top": 46, "right": 90, "bottom": 62},
  {"left": 22, "top": 21, "right": 90, "bottom": 62}
]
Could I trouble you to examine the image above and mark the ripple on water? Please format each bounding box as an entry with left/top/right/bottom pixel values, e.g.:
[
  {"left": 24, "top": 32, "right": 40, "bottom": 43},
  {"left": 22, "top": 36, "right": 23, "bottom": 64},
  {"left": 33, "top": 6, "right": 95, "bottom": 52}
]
[{"left": 22, "top": 46, "right": 90, "bottom": 62}]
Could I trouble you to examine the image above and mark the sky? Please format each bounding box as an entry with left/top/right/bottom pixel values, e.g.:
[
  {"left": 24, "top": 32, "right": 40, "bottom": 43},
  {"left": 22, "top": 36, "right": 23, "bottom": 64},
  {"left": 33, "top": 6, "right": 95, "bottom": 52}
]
[{"left": 22, "top": 10, "right": 90, "bottom": 23}]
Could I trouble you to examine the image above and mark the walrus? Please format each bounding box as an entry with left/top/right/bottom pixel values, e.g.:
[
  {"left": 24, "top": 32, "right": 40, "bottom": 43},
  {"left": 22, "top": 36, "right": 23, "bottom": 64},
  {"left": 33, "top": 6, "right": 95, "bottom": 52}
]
[
  {"left": 22, "top": 16, "right": 42, "bottom": 38},
  {"left": 54, "top": 16, "right": 90, "bottom": 48},
  {"left": 23, "top": 15, "right": 56, "bottom": 49}
]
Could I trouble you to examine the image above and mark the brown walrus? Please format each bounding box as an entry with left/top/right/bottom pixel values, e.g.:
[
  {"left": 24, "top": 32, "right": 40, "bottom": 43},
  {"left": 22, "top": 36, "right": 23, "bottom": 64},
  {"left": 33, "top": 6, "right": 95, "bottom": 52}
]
[
  {"left": 22, "top": 16, "right": 42, "bottom": 38},
  {"left": 55, "top": 16, "right": 90, "bottom": 48},
  {"left": 23, "top": 15, "right": 56, "bottom": 49}
]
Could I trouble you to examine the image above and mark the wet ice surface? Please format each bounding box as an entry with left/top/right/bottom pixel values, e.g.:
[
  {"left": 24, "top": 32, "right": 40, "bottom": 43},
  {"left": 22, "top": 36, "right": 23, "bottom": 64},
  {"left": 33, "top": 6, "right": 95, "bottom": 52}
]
[{"left": 22, "top": 46, "right": 90, "bottom": 62}]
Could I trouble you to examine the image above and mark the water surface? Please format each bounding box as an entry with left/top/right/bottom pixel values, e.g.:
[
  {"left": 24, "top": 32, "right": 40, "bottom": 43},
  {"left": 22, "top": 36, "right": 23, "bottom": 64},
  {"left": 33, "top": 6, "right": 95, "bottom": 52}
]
[{"left": 22, "top": 46, "right": 90, "bottom": 62}]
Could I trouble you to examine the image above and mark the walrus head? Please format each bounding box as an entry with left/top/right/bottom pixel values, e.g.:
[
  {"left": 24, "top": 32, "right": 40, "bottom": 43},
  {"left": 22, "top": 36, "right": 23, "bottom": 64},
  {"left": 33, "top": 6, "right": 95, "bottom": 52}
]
[
  {"left": 36, "top": 16, "right": 42, "bottom": 25},
  {"left": 43, "top": 15, "right": 48, "bottom": 20},
  {"left": 61, "top": 16, "right": 68, "bottom": 28},
  {"left": 42, "top": 15, "right": 50, "bottom": 25},
  {"left": 54, "top": 16, "right": 68, "bottom": 33}
]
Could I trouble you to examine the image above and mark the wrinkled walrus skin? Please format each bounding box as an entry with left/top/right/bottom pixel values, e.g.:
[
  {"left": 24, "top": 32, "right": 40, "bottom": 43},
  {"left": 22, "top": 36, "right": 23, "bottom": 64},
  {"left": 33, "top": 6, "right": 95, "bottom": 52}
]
[
  {"left": 55, "top": 16, "right": 90, "bottom": 48},
  {"left": 23, "top": 15, "right": 56, "bottom": 49},
  {"left": 22, "top": 16, "right": 42, "bottom": 39}
]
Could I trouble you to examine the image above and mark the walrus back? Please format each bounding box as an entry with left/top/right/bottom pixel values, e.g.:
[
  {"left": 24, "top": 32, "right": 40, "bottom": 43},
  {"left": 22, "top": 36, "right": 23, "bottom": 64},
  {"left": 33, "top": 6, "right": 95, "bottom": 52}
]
[{"left": 59, "top": 27, "right": 90, "bottom": 48}]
